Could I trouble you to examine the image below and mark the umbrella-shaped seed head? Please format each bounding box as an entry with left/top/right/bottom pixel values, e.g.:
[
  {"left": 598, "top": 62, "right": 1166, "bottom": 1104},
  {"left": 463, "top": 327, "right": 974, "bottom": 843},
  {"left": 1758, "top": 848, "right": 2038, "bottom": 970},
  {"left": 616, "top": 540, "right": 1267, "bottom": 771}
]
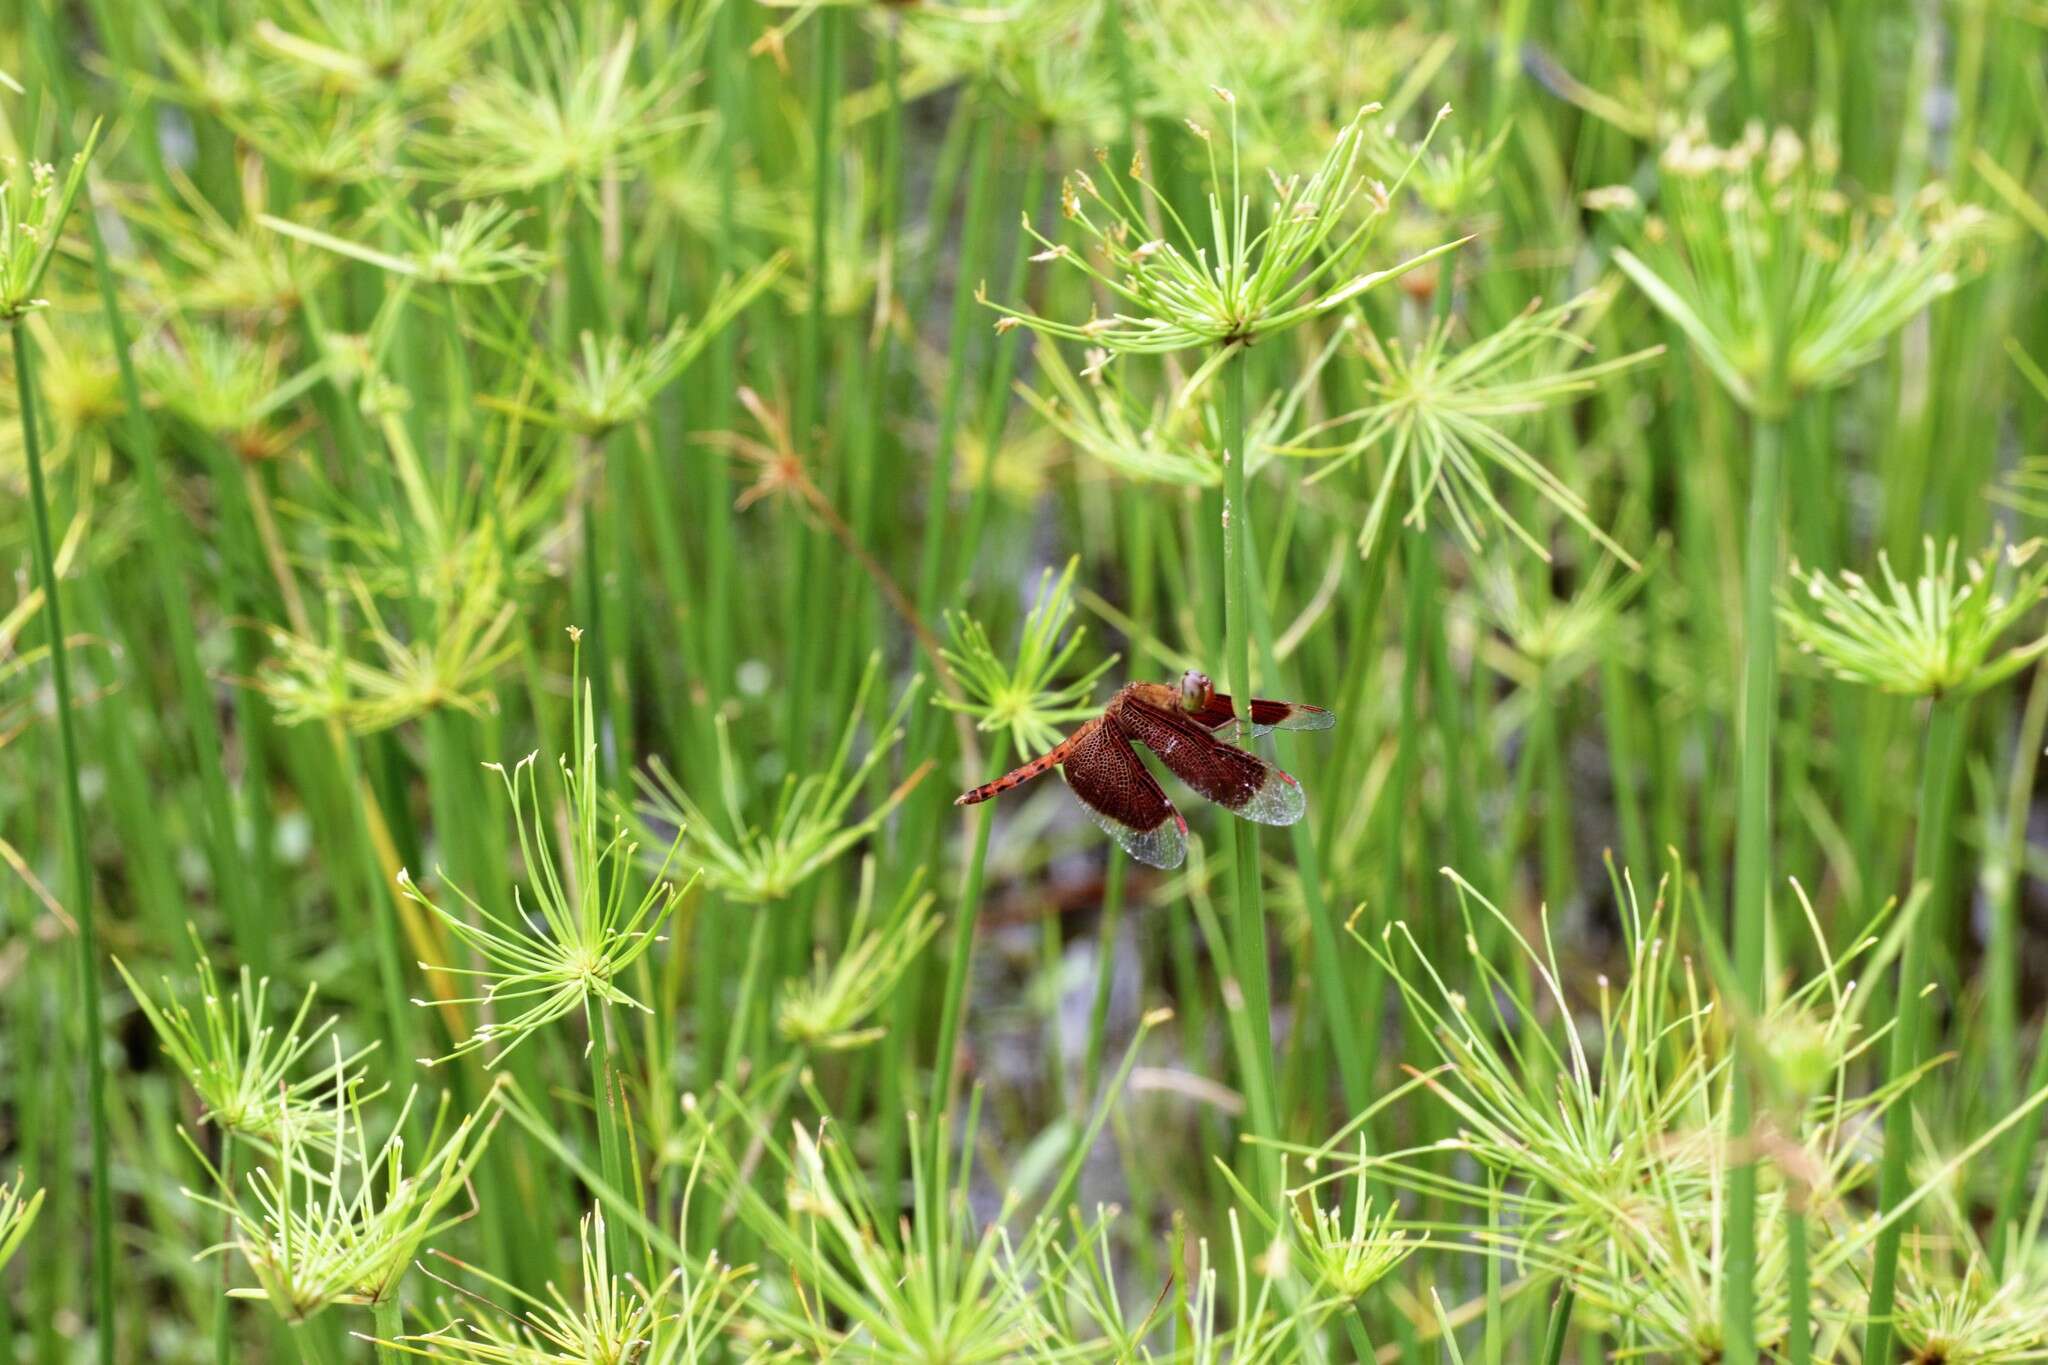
[{"left": 1779, "top": 537, "right": 2048, "bottom": 699}]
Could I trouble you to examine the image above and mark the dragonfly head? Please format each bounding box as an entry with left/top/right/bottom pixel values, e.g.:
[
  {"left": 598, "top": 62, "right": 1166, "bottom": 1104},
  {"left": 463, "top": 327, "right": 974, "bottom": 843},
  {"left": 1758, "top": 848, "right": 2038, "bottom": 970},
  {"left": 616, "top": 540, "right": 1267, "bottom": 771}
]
[{"left": 1178, "top": 670, "right": 1213, "bottom": 711}]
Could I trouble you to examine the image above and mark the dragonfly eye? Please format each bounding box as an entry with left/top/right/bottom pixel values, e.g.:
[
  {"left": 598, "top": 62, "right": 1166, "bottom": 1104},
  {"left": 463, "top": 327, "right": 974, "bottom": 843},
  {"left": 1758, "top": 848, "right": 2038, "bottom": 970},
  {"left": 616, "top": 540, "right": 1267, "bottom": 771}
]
[{"left": 1180, "top": 670, "right": 1212, "bottom": 709}]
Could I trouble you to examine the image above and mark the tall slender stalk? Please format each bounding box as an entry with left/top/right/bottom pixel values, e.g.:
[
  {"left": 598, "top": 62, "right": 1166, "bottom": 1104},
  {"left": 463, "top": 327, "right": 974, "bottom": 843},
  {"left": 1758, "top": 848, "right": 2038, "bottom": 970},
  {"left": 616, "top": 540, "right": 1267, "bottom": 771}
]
[
  {"left": 588, "top": 995, "right": 631, "bottom": 1275},
  {"left": 1220, "top": 345, "right": 1278, "bottom": 1197},
  {"left": 1993, "top": 1008, "right": 2048, "bottom": 1273},
  {"left": 1530, "top": 664, "right": 1572, "bottom": 911},
  {"left": 931, "top": 738, "right": 1012, "bottom": 1129},
  {"left": 575, "top": 431, "right": 617, "bottom": 787},
  {"left": 1539, "top": 1287, "right": 1576, "bottom": 1365},
  {"left": 1722, "top": 0, "right": 1761, "bottom": 133},
  {"left": 845, "top": 13, "right": 905, "bottom": 694},
  {"left": 292, "top": 1320, "right": 342, "bottom": 1365},
  {"left": 693, "top": 0, "right": 745, "bottom": 1097},
  {"left": 13, "top": 323, "right": 115, "bottom": 1363},
  {"left": 785, "top": 7, "right": 839, "bottom": 755},
  {"left": 75, "top": 149, "right": 256, "bottom": 969},
  {"left": 1243, "top": 507, "right": 1368, "bottom": 1111},
  {"left": 372, "top": 1295, "right": 402, "bottom": 1364},
  {"left": 1723, "top": 413, "right": 1783, "bottom": 1365},
  {"left": 915, "top": 108, "right": 998, "bottom": 616},
  {"left": 1785, "top": 1183, "right": 1812, "bottom": 1365},
  {"left": 698, "top": 0, "right": 744, "bottom": 747},
  {"left": 211, "top": 1140, "right": 235, "bottom": 1364},
  {"left": 959, "top": 130, "right": 1046, "bottom": 567},
  {"left": 1080, "top": 856, "right": 1127, "bottom": 1102},
  {"left": 1362, "top": 529, "right": 1432, "bottom": 1129},
  {"left": 1864, "top": 696, "right": 1968, "bottom": 1364},
  {"left": 1990, "top": 663, "right": 2048, "bottom": 1117}
]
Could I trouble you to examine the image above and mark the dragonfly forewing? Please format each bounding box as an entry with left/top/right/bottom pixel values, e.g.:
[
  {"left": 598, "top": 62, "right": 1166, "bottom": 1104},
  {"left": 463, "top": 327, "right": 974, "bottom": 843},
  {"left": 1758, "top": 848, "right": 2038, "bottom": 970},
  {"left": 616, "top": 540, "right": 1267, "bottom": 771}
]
[
  {"left": 1118, "top": 699, "right": 1308, "bottom": 827},
  {"left": 1061, "top": 716, "right": 1188, "bottom": 869}
]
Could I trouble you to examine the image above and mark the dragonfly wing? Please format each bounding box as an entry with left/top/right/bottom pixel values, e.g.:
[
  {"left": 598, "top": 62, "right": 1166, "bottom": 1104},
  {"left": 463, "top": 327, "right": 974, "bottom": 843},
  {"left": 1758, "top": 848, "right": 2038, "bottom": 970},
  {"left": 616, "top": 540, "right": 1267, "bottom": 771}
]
[
  {"left": 1060, "top": 718, "right": 1188, "bottom": 869},
  {"left": 1247, "top": 697, "right": 1337, "bottom": 733},
  {"left": 1188, "top": 692, "right": 1337, "bottom": 739},
  {"left": 1120, "top": 700, "right": 1307, "bottom": 827}
]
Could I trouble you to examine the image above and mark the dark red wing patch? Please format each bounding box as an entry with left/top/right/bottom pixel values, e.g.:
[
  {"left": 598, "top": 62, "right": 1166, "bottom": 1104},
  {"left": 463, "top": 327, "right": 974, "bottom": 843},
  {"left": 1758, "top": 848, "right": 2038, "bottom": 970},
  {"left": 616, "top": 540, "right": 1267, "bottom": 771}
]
[
  {"left": 1118, "top": 699, "right": 1307, "bottom": 826},
  {"left": 1187, "top": 692, "right": 1337, "bottom": 738},
  {"left": 1059, "top": 717, "right": 1188, "bottom": 869},
  {"left": 1247, "top": 698, "right": 1336, "bottom": 732}
]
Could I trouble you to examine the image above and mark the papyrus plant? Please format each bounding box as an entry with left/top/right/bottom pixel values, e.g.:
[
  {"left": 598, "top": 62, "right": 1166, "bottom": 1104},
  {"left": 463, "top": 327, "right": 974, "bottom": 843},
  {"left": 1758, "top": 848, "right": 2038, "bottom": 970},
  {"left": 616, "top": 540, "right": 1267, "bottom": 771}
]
[
  {"left": 987, "top": 92, "right": 1460, "bottom": 392},
  {"left": 1318, "top": 863, "right": 1909, "bottom": 1362},
  {"left": 4, "top": 119, "right": 116, "bottom": 1359},
  {"left": 989, "top": 91, "right": 1463, "bottom": 1195},
  {"left": 1779, "top": 536, "right": 2048, "bottom": 1358},
  {"left": 1595, "top": 121, "right": 1997, "bottom": 1351},
  {"left": 1295, "top": 291, "right": 1657, "bottom": 562},
  {"left": 401, "top": 654, "right": 687, "bottom": 1068},
  {"left": 184, "top": 1059, "right": 496, "bottom": 1328},
  {"left": 937, "top": 556, "right": 1112, "bottom": 760},
  {"left": 116, "top": 930, "right": 375, "bottom": 1150},
  {"left": 630, "top": 651, "right": 924, "bottom": 905},
  {"left": 1595, "top": 122, "right": 1993, "bottom": 417}
]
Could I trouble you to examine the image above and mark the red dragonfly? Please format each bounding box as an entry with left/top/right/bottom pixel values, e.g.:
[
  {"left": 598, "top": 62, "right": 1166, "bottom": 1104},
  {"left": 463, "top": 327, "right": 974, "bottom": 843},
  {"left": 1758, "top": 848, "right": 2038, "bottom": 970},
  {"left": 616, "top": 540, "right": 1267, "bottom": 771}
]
[{"left": 955, "top": 670, "right": 1334, "bottom": 870}]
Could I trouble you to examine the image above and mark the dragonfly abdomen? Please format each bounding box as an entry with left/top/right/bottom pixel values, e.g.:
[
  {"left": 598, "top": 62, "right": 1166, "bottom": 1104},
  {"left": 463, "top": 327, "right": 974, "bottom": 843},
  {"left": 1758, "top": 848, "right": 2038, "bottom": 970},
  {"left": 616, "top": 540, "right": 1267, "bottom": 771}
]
[{"left": 953, "top": 728, "right": 1087, "bottom": 806}]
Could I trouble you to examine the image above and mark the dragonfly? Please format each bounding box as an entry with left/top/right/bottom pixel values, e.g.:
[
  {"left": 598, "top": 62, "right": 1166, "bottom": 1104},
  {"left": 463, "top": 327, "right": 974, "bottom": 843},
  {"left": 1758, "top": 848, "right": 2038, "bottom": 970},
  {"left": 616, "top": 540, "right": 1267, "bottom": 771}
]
[{"left": 954, "top": 669, "right": 1335, "bottom": 870}]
